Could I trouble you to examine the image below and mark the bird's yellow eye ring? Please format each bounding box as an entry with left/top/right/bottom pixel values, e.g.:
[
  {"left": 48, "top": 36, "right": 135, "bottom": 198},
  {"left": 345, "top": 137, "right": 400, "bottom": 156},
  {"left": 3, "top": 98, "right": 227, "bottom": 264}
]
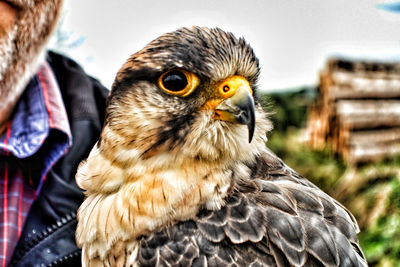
[{"left": 158, "top": 69, "right": 199, "bottom": 97}]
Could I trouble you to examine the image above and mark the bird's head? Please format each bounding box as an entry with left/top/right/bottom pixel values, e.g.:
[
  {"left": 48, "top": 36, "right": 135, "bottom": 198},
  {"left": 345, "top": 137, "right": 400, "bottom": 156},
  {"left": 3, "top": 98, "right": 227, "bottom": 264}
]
[{"left": 101, "top": 27, "right": 272, "bottom": 168}]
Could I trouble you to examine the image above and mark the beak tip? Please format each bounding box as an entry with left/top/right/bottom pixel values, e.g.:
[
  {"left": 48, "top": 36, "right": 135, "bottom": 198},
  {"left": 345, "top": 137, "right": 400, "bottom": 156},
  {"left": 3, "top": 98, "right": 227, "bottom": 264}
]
[
  {"left": 248, "top": 122, "right": 255, "bottom": 143},
  {"left": 247, "top": 98, "right": 255, "bottom": 144}
]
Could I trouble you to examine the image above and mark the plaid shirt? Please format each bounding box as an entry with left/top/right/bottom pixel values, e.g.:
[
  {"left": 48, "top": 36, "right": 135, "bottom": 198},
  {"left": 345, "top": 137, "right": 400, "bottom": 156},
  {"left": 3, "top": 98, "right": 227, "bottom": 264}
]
[{"left": 0, "top": 63, "right": 71, "bottom": 266}]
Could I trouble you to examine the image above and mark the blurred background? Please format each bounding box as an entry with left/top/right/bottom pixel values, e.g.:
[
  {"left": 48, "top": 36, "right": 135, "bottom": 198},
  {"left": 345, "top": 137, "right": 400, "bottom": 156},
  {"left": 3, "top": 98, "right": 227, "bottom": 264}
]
[{"left": 53, "top": 1, "right": 400, "bottom": 266}]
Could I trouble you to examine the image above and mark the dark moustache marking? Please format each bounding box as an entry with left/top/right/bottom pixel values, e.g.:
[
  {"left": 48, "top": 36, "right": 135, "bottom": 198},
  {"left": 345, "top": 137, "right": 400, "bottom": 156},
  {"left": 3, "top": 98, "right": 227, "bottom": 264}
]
[{"left": 141, "top": 113, "right": 195, "bottom": 157}]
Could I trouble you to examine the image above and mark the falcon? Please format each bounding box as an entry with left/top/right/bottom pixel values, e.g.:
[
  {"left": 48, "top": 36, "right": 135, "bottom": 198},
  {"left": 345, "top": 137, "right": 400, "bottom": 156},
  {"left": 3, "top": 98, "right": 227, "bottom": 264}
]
[{"left": 75, "top": 27, "right": 367, "bottom": 267}]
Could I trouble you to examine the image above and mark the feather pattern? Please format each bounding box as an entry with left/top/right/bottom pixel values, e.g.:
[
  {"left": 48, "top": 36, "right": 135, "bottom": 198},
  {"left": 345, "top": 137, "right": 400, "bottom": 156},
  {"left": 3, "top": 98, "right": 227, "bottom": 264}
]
[{"left": 136, "top": 152, "right": 367, "bottom": 267}]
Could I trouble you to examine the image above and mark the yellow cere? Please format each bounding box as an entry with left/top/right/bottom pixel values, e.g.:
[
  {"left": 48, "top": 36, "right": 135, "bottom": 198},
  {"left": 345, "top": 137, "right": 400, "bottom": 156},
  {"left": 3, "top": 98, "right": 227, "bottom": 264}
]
[{"left": 218, "top": 76, "right": 252, "bottom": 99}]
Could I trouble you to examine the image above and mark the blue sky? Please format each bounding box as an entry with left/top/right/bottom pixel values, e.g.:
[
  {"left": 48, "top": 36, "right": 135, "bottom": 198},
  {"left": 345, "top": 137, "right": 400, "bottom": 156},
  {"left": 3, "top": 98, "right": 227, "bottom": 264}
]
[{"left": 55, "top": 0, "right": 400, "bottom": 91}]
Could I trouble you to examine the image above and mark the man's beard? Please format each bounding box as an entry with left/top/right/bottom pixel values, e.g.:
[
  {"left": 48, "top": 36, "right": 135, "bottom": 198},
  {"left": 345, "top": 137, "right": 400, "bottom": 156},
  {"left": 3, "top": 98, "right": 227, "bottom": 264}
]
[
  {"left": 0, "top": 0, "right": 62, "bottom": 132},
  {"left": 0, "top": 0, "right": 62, "bottom": 110},
  {"left": 0, "top": 23, "right": 22, "bottom": 113},
  {"left": 0, "top": 23, "right": 17, "bottom": 90}
]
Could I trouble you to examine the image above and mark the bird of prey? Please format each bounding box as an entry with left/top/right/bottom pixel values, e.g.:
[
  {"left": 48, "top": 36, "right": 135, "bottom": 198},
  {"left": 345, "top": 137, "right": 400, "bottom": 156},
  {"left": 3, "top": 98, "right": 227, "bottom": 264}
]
[{"left": 75, "top": 27, "right": 367, "bottom": 267}]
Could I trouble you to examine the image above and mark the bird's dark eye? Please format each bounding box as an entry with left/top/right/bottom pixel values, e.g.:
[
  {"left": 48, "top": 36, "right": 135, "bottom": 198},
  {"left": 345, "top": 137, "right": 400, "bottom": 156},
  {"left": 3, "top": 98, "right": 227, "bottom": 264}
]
[
  {"left": 162, "top": 70, "right": 187, "bottom": 92},
  {"left": 158, "top": 69, "right": 199, "bottom": 97}
]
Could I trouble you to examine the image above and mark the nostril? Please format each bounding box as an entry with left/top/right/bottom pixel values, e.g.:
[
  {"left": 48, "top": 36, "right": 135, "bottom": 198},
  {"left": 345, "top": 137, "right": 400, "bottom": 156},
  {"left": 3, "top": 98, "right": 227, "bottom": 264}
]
[{"left": 223, "top": 85, "right": 230, "bottom": 93}]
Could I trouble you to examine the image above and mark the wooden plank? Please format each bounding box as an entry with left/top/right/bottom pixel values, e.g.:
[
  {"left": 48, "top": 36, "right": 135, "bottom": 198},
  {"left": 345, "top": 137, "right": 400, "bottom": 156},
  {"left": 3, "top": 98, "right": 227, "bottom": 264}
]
[
  {"left": 331, "top": 70, "right": 400, "bottom": 84},
  {"left": 346, "top": 141, "right": 400, "bottom": 163},
  {"left": 326, "top": 71, "right": 400, "bottom": 99},
  {"left": 349, "top": 128, "right": 400, "bottom": 146},
  {"left": 327, "top": 58, "right": 400, "bottom": 75},
  {"left": 336, "top": 100, "right": 400, "bottom": 129},
  {"left": 319, "top": 69, "right": 400, "bottom": 100}
]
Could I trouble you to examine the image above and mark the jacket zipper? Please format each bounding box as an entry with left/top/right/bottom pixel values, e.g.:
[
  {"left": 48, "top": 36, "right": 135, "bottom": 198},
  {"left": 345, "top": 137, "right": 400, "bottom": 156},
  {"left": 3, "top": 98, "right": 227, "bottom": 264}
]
[
  {"left": 46, "top": 250, "right": 81, "bottom": 267},
  {"left": 10, "top": 211, "right": 80, "bottom": 266}
]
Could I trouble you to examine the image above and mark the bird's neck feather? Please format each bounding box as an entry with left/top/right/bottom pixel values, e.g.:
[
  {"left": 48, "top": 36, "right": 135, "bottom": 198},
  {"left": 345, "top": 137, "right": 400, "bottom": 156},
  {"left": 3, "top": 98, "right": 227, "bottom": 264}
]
[
  {"left": 75, "top": 108, "right": 271, "bottom": 261},
  {"left": 75, "top": 147, "right": 246, "bottom": 261}
]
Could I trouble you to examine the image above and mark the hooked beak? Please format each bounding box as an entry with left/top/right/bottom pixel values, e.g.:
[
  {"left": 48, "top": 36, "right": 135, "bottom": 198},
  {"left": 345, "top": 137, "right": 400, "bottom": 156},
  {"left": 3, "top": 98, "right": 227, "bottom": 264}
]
[{"left": 209, "top": 76, "right": 256, "bottom": 143}]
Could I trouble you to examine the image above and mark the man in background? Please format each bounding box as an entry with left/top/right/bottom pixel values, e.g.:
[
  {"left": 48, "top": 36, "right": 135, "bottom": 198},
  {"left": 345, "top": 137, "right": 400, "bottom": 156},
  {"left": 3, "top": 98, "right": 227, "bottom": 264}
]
[{"left": 0, "top": 0, "right": 107, "bottom": 266}]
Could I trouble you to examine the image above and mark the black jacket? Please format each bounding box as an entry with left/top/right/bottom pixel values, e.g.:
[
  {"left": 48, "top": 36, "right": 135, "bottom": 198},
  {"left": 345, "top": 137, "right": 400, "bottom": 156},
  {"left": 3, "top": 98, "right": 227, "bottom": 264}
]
[{"left": 9, "top": 52, "right": 108, "bottom": 267}]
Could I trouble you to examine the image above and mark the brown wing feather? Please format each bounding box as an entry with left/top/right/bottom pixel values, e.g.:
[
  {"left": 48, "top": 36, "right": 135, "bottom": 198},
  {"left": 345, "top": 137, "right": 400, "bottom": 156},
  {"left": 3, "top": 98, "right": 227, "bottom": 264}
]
[{"left": 137, "top": 151, "right": 367, "bottom": 267}]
